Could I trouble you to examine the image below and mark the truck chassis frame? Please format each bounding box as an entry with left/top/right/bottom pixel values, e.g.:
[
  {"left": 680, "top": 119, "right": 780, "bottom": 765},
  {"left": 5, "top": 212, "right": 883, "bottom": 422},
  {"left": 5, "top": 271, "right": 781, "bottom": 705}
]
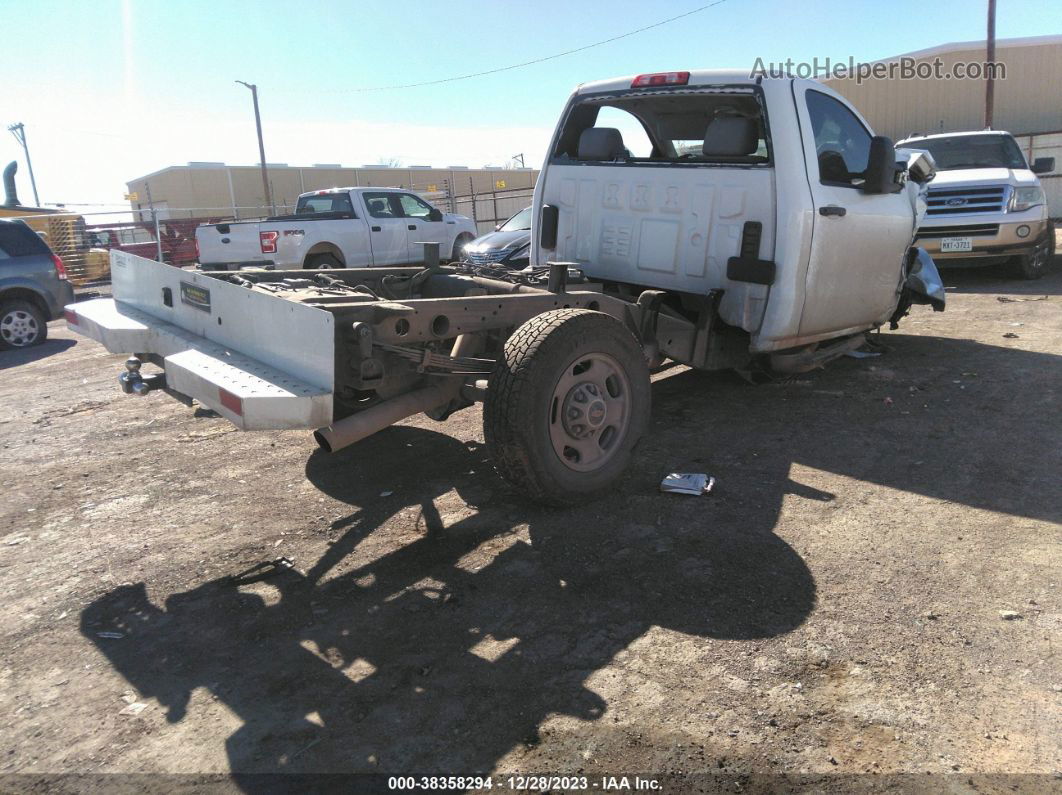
[{"left": 68, "top": 245, "right": 891, "bottom": 504}]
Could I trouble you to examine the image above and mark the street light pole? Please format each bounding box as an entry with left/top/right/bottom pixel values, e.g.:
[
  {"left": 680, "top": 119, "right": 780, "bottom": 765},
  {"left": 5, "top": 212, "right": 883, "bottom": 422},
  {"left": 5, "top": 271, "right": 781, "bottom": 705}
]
[
  {"left": 235, "top": 81, "right": 275, "bottom": 215},
  {"left": 7, "top": 123, "right": 40, "bottom": 206}
]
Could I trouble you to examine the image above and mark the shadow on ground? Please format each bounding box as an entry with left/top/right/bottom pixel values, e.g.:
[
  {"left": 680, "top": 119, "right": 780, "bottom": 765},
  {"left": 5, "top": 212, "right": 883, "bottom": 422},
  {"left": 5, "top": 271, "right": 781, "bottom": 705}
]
[
  {"left": 941, "top": 253, "right": 1061, "bottom": 296},
  {"left": 80, "top": 333, "right": 1061, "bottom": 780},
  {"left": 0, "top": 337, "right": 75, "bottom": 370}
]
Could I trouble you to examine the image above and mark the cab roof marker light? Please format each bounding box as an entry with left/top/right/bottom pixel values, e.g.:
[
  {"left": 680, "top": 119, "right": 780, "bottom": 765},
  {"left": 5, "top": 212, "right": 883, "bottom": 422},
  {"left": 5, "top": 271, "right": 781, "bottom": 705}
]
[{"left": 631, "top": 71, "right": 690, "bottom": 88}]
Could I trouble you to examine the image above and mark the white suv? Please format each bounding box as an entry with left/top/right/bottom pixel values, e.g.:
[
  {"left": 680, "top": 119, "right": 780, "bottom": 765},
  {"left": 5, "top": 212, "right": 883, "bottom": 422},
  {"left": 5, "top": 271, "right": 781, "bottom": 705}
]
[{"left": 898, "top": 130, "right": 1054, "bottom": 279}]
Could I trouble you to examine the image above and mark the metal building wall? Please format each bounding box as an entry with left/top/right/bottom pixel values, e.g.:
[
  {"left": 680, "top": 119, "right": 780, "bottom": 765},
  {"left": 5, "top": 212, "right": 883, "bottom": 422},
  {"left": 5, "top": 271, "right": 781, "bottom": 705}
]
[
  {"left": 127, "top": 165, "right": 538, "bottom": 220},
  {"left": 823, "top": 36, "right": 1062, "bottom": 141}
]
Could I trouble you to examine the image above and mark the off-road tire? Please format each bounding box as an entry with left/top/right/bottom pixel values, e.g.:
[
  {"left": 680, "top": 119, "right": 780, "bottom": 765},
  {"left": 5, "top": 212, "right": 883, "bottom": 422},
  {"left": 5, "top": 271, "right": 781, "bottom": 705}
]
[
  {"left": 484, "top": 308, "right": 650, "bottom": 505},
  {"left": 450, "top": 233, "right": 473, "bottom": 262},
  {"left": 0, "top": 299, "right": 48, "bottom": 350},
  {"left": 305, "top": 253, "right": 343, "bottom": 269}
]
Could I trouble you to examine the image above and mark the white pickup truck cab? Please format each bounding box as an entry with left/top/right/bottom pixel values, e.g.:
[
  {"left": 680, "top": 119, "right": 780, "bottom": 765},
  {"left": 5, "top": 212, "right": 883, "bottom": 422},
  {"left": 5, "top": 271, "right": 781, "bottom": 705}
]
[
  {"left": 897, "top": 130, "right": 1054, "bottom": 279},
  {"left": 195, "top": 187, "right": 478, "bottom": 270},
  {"left": 532, "top": 70, "right": 941, "bottom": 356},
  {"left": 67, "top": 70, "right": 944, "bottom": 505}
]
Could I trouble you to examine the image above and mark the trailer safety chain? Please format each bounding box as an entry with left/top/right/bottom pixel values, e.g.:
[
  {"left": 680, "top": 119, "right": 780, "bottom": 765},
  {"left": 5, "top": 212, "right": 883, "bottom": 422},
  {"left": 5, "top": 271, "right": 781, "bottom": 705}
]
[{"left": 374, "top": 342, "right": 496, "bottom": 375}]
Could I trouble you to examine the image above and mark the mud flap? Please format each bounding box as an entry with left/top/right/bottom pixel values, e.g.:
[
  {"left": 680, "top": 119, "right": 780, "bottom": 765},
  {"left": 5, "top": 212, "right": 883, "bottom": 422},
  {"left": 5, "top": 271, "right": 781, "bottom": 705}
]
[{"left": 889, "top": 247, "right": 946, "bottom": 329}]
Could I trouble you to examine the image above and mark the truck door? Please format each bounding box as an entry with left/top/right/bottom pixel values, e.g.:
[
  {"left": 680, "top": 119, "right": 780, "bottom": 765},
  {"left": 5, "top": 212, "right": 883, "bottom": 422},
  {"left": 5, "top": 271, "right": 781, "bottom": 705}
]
[
  {"left": 396, "top": 192, "right": 448, "bottom": 263},
  {"left": 362, "top": 193, "right": 410, "bottom": 265},
  {"left": 794, "top": 85, "right": 914, "bottom": 337}
]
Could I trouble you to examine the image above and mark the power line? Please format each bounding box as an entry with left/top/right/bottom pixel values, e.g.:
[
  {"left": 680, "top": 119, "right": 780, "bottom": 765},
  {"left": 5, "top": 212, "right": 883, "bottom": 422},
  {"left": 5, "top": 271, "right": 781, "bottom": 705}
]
[{"left": 313, "top": 0, "right": 730, "bottom": 94}]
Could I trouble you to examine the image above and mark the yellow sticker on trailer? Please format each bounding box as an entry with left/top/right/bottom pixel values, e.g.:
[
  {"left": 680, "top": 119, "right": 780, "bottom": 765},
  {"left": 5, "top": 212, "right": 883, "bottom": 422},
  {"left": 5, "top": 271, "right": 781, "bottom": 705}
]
[
  {"left": 495, "top": 179, "right": 506, "bottom": 189},
  {"left": 124, "top": 192, "right": 139, "bottom": 201}
]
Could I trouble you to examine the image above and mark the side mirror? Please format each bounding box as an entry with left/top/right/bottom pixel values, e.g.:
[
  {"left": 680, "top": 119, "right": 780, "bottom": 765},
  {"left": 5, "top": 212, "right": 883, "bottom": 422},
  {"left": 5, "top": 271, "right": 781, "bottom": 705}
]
[
  {"left": 1032, "top": 157, "right": 1055, "bottom": 175},
  {"left": 494, "top": 223, "right": 502, "bottom": 232},
  {"left": 862, "top": 136, "right": 903, "bottom": 194},
  {"left": 899, "top": 147, "right": 936, "bottom": 185},
  {"left": 428, "top": 207, "right": 443, "bottom": 222}
]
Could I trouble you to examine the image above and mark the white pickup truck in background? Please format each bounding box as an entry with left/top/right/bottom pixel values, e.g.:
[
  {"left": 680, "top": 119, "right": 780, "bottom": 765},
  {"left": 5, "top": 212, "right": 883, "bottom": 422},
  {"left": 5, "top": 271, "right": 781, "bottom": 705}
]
[{"left": 195, "top": 187, "right": 478, "bottom": 270}]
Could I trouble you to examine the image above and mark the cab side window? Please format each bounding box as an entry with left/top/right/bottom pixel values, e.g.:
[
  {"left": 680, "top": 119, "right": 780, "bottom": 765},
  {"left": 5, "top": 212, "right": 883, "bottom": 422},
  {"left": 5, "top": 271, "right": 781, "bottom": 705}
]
[
  {"left": 364, "top": 193, "right": 398, "bottom": 218},
  {"left": 805, "top": 90, "right": 871, "bottom": 187},
  {"left": 397, "top": 193, "right": 434, "bottom": 219}
]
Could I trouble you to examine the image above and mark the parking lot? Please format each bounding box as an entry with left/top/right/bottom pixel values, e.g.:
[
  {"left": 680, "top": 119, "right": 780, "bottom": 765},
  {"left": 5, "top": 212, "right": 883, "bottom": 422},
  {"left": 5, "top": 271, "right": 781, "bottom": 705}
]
[{"left": 1, "top": 259, "right": 1060, "bottom": 786}]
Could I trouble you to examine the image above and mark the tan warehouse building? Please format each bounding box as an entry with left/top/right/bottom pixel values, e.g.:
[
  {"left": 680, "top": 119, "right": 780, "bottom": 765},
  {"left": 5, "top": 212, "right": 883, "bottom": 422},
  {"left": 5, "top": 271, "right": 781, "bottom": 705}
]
[
  {"left": 125, "top": 163, "right": 538, "bottom": 226},
  {"left": 823, "top": 34, "right": 1062, "bottom": 215},
  {"left": 822, "top": 34, "right": 1062, "bottom": 139}
]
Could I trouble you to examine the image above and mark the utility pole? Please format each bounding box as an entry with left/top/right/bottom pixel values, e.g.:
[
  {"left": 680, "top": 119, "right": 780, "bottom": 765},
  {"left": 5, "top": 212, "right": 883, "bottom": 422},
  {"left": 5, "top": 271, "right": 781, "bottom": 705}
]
[
  {"left": 512, "top": 153, "right": 525, "bottom": 168},
  {"left": 236, "top": 81, "right": 275, "bottom": 215},
  {"left": 144, "top": 183, "right": 163, "bottom": 262},
  {"left": 7, "top": 123, "right": 40, "bottom": 206},
  {"left": 984, "top": 0, "right": 996, "bottom": 129}
]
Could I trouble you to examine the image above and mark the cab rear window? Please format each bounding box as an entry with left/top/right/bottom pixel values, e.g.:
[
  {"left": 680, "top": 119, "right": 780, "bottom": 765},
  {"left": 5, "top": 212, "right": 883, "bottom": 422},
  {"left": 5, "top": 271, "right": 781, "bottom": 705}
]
[
  {"left": 552, "top": 89, "right": 770, "bottom": 166},
  {"left": 0, "top": 222, "right": 50, "bottom": 258},
  {"left": 295, "top": 194, "right": 355, "bottom": 215}
]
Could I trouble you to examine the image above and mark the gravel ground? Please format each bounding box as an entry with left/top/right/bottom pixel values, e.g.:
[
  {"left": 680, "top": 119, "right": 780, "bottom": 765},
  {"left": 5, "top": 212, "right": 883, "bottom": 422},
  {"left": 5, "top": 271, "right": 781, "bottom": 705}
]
[{"left": 0, "top": 259, "right": 1060, "bottom": 791}]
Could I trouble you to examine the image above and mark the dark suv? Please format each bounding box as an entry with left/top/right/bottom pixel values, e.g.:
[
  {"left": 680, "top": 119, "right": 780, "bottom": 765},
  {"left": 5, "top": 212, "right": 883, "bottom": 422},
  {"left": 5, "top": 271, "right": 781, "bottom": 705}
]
[{"left": 0, "top": 219, "right": 75, "bottom": 349}]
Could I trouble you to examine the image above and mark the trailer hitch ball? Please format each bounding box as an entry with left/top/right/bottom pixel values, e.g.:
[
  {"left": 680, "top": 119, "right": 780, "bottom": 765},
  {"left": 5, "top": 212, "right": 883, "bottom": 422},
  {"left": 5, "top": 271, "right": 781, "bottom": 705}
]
[
  {"left": 118, "top": 356, "right": 166, "bottom": 396},
  {"left": 118, "top": 356, "right": 143, "bottom": 394}
]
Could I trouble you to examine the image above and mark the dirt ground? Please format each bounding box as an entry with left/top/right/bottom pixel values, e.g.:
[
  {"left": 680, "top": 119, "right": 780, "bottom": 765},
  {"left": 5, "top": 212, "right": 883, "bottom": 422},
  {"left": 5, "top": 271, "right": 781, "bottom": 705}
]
[{"left": 1, "top": 257, "right": 1060, "bottom": 792}]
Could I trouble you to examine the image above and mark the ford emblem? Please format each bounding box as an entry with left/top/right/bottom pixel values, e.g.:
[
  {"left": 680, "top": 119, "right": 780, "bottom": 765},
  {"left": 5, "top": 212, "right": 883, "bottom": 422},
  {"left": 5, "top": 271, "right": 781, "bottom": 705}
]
[{"left": 946, "top": 197, "right": 967, "bottom": 207}]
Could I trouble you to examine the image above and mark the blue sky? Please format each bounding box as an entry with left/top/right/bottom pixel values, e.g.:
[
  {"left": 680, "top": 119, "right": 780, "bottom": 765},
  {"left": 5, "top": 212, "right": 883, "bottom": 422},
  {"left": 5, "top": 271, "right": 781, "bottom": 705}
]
[{"left": 1, "top": 0, "right": 1059, "bottom": 208}]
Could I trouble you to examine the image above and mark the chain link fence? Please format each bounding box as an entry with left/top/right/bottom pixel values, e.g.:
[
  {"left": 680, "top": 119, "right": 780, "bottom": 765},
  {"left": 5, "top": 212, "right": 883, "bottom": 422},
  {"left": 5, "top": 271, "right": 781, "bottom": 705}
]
[{"left": 402, "top": 181, "right": 534, "bottom": 233}]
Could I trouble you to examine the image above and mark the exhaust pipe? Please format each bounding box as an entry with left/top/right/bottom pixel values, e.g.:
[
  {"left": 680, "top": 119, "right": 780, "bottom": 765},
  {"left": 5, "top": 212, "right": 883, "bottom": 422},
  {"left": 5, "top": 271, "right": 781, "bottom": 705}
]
[
  {"left": 314, "top": 383, "right": 457, "bottom": 454},
  {"left": 3, "top": 161, "right": 20, "bottom": 208}
]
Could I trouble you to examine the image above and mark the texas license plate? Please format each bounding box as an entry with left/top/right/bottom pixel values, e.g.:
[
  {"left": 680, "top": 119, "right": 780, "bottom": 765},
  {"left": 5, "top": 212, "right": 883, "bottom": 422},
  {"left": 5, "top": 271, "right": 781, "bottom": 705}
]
[{"left": 940, "top": 236, "right": 973, "bottom": 253}]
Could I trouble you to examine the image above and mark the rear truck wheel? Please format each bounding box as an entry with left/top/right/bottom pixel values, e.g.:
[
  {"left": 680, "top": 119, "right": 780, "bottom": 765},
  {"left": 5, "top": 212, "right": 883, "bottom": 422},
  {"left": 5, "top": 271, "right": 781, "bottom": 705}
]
[
  {"left": 450, "top": 233, "right": 473, "bottom": 262},
  {"left": 0, "top": 300, "right": 48, "bottom": 350},
  {"left": 1009, "top": 232, "right": 1051, "bottom": 280},
  {"left": 305, "top": 253, "right": 343, "bottom": 269},
  {"left": 484, "top": 308, "right": 650, "bottom": 506}
]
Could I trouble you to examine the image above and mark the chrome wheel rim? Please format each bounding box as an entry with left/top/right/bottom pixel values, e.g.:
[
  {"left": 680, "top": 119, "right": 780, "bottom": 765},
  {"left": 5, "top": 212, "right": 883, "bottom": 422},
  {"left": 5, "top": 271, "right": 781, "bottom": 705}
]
[
  {"left": 0, "top": 309, "right": 40, "bottom": 347},
  {"left": 548, "top": 352, "right": 631, "bottom": 472}
]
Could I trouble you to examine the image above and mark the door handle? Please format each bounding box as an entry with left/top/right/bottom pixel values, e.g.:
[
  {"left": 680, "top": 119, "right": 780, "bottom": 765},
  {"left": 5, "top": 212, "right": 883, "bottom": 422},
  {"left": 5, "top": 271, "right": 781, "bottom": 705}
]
[
  {"left": 371, "top": 225, "right": 381, "bottom": 232},
  {"left": 407, "top": 224, "right": 417, "bottom": 231},
  {"left": 818, "top": 205, "right": 847, "bottom": 217}
]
